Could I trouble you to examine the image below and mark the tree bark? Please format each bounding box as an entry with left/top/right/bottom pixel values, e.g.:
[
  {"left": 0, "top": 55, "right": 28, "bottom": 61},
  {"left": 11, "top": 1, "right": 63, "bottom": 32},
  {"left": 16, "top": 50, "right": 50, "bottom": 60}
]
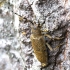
[{"left": 0, "top": 0, "right": 70, "bottom": 70}]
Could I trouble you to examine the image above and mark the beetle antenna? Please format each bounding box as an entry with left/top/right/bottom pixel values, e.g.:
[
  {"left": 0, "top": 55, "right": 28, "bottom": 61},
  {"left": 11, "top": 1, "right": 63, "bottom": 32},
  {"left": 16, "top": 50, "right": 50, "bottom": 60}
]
[
  {"left": 38, "top": 20, "right": 41, "bottom": 27},
  {"left": 40, "top": 20, "right": 45, "bottom": 27},
  {"left": 40, "top": 16, "right": 46, "bottom": 27},
  {"left": 11, "top": 11, "right": 34, "bottom": 25}
]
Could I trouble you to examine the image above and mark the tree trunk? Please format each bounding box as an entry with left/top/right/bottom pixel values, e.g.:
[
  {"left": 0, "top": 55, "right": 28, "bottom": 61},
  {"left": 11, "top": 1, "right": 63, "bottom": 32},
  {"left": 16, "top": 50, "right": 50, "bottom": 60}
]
[{"left": 0, "top": 0, "right": 70, "bottom": 70}]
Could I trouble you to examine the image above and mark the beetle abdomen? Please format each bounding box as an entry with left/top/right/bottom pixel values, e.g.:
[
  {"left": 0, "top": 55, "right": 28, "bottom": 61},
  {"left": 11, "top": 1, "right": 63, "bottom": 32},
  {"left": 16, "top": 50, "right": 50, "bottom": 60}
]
[{"left": 30, "top": 35, "right": 48, "bottom": 67}]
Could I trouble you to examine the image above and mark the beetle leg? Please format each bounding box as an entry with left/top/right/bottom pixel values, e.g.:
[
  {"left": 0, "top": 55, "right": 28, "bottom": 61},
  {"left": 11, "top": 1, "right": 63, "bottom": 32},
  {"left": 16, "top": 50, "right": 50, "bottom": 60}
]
[
  {"left": 42, "top": 29, "right": 64, "bottom": 40},
  {"left": 53, "top": 43, "right": 64, "bottom": 51},
  {"left": 45, "top": 34, "right": 64, "bottom": 40},
  {"left": 46, "top": 43, "right": 64, "bottom": 51},
  {"left": 45, "top": 34, "right": 52, "bottom": 39},
  {"left": 41, "top": 63, "right": 48, "bottom": 67},
  {"left": 52, "top": 37, "right": 64, "bottom": 40},
  {"left": 41, "top": 63, "right": 48, "bottom": 70},
  {"left": 46, "top": 43, "right": 53, "bottom": 51},
  {"left": 41, "top": 29, "right": 48, "bottom": 32}
]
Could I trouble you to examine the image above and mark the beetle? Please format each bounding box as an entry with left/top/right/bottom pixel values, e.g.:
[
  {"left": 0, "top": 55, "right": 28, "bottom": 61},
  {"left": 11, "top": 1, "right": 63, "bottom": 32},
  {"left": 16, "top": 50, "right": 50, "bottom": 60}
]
[
  {"left": 30, "top": 22, "right": 64, "bottom": 69},
  {"left": 30, "top": 23, "right": 48, "bottom": 68},
  {"left": 18, "top": 15, "right": 64, "bottom": 69}
]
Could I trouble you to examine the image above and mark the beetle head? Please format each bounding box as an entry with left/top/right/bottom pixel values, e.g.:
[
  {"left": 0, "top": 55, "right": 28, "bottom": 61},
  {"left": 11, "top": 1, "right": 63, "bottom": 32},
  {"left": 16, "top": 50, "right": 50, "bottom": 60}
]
[{"left": 31, "top": 22, "right": 42, "bottom": 36}]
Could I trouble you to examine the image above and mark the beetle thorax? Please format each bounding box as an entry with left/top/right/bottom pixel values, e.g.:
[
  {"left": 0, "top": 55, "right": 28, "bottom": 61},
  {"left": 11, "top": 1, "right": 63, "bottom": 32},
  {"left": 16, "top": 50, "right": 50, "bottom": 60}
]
[{"left": 31, "top": 26, "right": 42, "bottom": 37}]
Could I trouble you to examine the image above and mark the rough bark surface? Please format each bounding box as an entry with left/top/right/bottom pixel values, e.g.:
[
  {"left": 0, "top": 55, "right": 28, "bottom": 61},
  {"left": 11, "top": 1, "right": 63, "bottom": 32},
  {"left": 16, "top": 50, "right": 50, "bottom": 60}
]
[{"left": 0, "top": 0, "right": 70, "bottom": 70}]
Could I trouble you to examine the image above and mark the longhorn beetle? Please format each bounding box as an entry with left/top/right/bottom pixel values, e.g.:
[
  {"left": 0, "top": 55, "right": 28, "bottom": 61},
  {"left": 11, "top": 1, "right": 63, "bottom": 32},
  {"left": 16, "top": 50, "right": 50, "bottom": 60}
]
[
  {"left": 19, "top": 16, "right": 64, "bottom": 69},
  {"left": 30, "top": 21, "right": 64, "bottom": 69}
]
